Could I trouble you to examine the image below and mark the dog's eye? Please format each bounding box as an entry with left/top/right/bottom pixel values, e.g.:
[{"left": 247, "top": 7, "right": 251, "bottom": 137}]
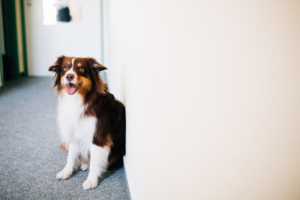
[
  {"left": 63, "top": 67, "right": 68, "bottom": 71},
  {"left": 79, "top": 68, "right": 84, "bottom": 72}
]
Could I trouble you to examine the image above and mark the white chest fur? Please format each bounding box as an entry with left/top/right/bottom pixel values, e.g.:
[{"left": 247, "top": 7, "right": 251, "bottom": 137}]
[{"left": 57, "top": 93, "right": 97, "bottom": 156}]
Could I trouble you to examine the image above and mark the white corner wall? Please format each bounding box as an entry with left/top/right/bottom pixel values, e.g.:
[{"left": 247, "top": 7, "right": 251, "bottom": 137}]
[{"left": 105, "top": 1, "right": 300, "bottom": 199}]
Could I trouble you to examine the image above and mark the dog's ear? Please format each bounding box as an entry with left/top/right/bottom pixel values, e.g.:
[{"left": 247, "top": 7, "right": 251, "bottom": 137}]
[
  {"left": 88, "top": 58, "right": 107, "bottom": 73},
  {"left": 49, "top": 56, "right": 65, "bottom": 72},
  {"left": 87, "top": 58, "right": 107, "bottom": 94},
  {"left": 49, "top": 56, "right": 65, "bottom": 88}
]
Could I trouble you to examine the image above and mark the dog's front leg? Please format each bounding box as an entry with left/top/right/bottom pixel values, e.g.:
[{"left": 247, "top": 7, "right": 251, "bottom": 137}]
[
  {"left": 83, "top": 144, "right": 110, "bottom": 190},
  {"left": 57, "top": 142, "right": 79, "bottom": 180}
]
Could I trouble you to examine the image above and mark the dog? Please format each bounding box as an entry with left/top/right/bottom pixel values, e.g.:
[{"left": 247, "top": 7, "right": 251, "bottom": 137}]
[{"left": 49, "top": 56, "right": 125, "bottom": 190}]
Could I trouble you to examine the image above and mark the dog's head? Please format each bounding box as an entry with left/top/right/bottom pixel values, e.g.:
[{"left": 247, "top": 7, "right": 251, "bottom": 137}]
[{"left": 49, "top": 56, "right": 107, "bottom": 96}]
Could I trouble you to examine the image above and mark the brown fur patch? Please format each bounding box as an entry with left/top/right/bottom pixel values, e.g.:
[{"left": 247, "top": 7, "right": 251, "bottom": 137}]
[
  {"left": 78, "top": 153, "right": 88, "bottom": 162},
  {"left": 78, "top": 76, "right": 92, "bottom": 97},
  {"left": 58, "top": 76, "right": 67, "bottom": 95},
  {"left": 106, "top": 135, "right": 114, "bottom": 146},
  {"left": 60, "top": 143, "right": 69, "bottom": 151}
]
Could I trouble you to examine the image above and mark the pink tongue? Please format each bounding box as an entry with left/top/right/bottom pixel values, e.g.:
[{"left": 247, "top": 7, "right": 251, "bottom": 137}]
[{"left": 66, "top": 84, "right": 76, "bottom": 95}]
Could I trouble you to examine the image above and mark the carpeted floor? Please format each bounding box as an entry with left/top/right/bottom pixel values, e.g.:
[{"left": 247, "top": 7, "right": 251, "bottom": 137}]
[{"left": 0, "top": 77, "right": 130, "bottom": 200}]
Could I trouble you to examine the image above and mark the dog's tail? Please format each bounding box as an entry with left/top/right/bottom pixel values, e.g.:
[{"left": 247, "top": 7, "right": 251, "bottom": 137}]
[{"left": 60, "top": 143, "right": 69, "bottom": 152}]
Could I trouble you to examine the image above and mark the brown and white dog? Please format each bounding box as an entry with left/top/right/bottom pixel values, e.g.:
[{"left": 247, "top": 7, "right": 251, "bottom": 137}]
[{"left": 49, "top": 56, "right": 125, "bottom": 190}]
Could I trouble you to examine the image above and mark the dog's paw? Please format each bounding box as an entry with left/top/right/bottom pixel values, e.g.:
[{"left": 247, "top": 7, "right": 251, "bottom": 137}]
[
  {"left": 83, "top": 179, "right": 98, "bottom": 190},
  {"left": 81, "top": 163, "right": 89, "bottom": 171},
  {"left": 56, "top": 170, "right": 71, "bottom": 180}
]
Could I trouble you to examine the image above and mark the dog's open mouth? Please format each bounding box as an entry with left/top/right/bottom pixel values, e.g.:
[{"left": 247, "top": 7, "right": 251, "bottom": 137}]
[{"left": 66, "top": 83, "right": 82, "bottom": 95}]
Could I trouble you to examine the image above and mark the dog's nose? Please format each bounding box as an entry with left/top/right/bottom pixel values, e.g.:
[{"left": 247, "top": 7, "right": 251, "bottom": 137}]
[{"left": 66, "top": 74, "right": 74, "bottom": 81}]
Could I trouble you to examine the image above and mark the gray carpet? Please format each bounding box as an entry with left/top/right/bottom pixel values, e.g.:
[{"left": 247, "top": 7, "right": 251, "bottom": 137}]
[{"left": 0, "top": 77, "right": 130, "bottom": 200}]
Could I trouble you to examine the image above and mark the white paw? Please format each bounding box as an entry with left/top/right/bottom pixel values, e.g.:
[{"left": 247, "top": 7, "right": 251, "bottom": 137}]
[
  {"left": 56, "top": 170, "right": 71, "bottom": 180},
  {"left": 81, "top": 163, "right": 89, "bottom": 171},
  {"left": 83, "top": 179, "right": 98, "bottom": 190}
]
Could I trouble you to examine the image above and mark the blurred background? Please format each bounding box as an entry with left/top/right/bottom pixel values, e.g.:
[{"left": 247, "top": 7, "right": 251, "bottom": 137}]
[{"left": 1, "top": 0, "right": 300, "bottom": 200}]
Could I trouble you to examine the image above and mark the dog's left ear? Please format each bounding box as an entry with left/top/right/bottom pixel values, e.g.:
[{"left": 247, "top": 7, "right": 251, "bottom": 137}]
[
  {"left": 49, "top": 56, "right": 65, "bottom": 88},
  {"left": 88, "top": 58, "right": 107, "bottom": 73},
  {"left": 49, "top": 56, "right": 65, "bottom": 72}
]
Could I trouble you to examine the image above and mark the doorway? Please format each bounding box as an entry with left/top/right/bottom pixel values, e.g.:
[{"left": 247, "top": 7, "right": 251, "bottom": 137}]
[{"left": 0, "top": 0, "right": 27, "bottom": 86}]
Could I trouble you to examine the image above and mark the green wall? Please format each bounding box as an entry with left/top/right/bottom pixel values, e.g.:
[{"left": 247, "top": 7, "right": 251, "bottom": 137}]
[
  {"left": 0, "top": 32, "right": 3, "bottom": 86},
  {"left": 0, "top": 0, "right": 4, "bottom": 86},
  {"left": 2, "top": 0, "right": 20, "bottom": 79},
  {"left": 0, "top": 0, "right": 28, "bottom": 84}
]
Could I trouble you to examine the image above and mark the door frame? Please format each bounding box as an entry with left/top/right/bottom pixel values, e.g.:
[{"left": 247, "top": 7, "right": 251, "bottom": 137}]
[
  {"left": 20, "top": 0, "right": 28, "bottom": 76},
  {"left": 0, "top": 30, "right": 3, "bottom": 86},
  {"left": 0, "top": 0, "right": 4, "bottom": 86},
  {"left": 2, "top": 0, "right": 20, "bottom": 79},
  {"left": 1, "top": 0, "right": 28, "bottom": 81}
]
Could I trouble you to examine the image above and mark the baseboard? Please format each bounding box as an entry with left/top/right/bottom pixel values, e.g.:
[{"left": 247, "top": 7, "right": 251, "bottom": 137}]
[{"left": 123, "top": 157, "right": 132, "bottom": 200}]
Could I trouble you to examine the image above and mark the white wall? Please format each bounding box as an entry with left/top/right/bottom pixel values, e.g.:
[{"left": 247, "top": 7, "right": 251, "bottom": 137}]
[
  {"left": 103, "top": 0, "right": 126, "bottom": 102},
  {"left": 24, "top": 0, "right": 102, "bottom": 76},
  {"left": 105, "top": 0, "right": 300, "bottom": 200}
]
